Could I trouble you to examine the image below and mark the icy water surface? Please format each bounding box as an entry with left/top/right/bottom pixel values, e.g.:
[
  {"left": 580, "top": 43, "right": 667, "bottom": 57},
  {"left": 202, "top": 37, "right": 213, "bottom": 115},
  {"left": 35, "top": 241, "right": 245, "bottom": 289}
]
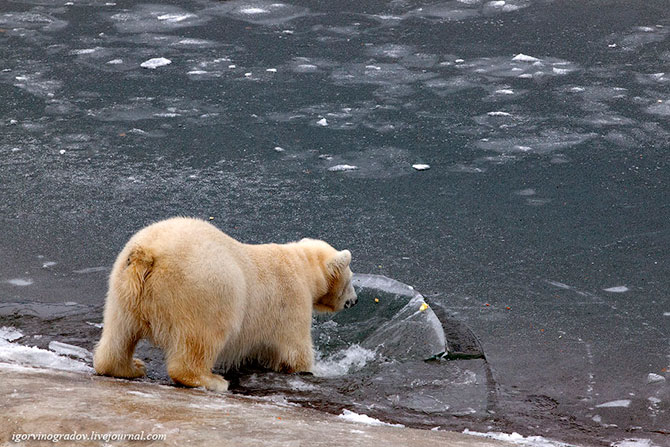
[{"left": 0, "top": 0, "right": 669, "bottom": 446}]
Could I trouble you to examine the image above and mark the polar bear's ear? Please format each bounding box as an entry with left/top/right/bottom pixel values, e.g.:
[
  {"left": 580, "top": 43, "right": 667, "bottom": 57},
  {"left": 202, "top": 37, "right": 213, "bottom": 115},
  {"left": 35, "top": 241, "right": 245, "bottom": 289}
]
[{"left": 327, "top": 250, "right": 351, "bottom": 276}]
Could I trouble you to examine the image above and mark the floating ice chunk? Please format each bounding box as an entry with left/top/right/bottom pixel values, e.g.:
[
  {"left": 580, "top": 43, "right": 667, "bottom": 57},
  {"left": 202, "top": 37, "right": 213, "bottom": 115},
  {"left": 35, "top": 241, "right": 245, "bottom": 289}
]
[
  {"left": 0, "top": 327, "right": 23, "bottom": 342},
  {"left": 266, "top": 68, "right": 277, "bottom": 72},
  {"left": 273, "top": 146, "right": 285, "bottom": 152},
  {"left": 664, "top": 312, "right": 670, "bottom": 317},
  {"left": 596, "top": 399, "right": 631, "bottom": 408},
  {"left": 71, "top": 48, "right": 98, "bottom": 55},
  {"left": 412, "top": 164, "right": 430, "bottom": 171},
  {"left": 338, "top": 410, "right": 404, "bottom": 427},
  {"left": 512, "top": 53, "right": 540, "bottom": 62},
  {"left": 240, "top": 7, "right": 268, "bottom": 14},
  {"left": 86, "top": 322, "right": 104, "bottom": 329},
  {"left": 140, "top": 57, "right": 172, "bottom": 69},
  {"left": 495, "top": 89, "right": 515, "bottom": 94},
  {"left": 0, "top": 339, "right": 93, "bottom": 373},
  {"left": 296, "top": 64, "right": 317, "bottom": 72},
  {"left": 157, "top": 13, "right": 197, "bottom": 22},
  {"left": 48, "top": 341, "right": 92, "bottom": 361},
  {"left": 603, "top": 286, "right": 629, "bottom": 293},
  {"left": 107, "top": 59, "right": 123, "bottom": 65},
  {"left": 328, "top": 164, "right": 358, "bottom": 172},
  {"left": 553, "top": 67, "right": 572, "bottom": 75},
  {"left": 647, "top": 373, "right": 666, "bottom": 384},
  {"left": 59, "top": 149, "right": 66, "bottom": 155},
  {"left": 316, "top": 118, "right": 328, "bottom": 126},
  {"left": 42, "top": 261, "right": 56, "bottom": 268},
  {"left": 5, "top": 278, "right": 33, "bottom": 286},
  {"left": 487, "top": 111, "right": 512, "bottom": 116},
  {"left": 313, "top": 344, "right": 375, "bottom": 377}
]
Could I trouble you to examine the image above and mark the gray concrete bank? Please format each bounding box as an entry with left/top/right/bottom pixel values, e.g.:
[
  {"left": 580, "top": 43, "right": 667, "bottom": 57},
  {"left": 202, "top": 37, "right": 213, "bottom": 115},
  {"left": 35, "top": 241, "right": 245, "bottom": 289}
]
[{"left": 0, "top": 364, "right": 516, "bottom": 447}]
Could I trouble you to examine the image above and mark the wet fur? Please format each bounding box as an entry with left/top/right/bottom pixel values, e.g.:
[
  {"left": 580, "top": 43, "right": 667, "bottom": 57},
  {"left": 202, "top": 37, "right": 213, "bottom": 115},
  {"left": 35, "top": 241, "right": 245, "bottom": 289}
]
[{"left": 93, "top": 217, "right": 356, "bottom": 392}]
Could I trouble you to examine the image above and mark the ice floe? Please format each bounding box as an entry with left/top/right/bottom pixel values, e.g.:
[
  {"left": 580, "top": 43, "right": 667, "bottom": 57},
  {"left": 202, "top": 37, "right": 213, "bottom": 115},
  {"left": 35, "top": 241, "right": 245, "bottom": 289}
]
[
  {"left": 140, "top": 57, "right": 172, "bottom": 69},
  {"left": 412, "top": 164, "right": 431, "bottom": 171},
  {"left": 327, "top": 164, "right": 359, "bottom": 172},
  {"left": 603, "top": 286, "right": 629, "bottom": 293}
]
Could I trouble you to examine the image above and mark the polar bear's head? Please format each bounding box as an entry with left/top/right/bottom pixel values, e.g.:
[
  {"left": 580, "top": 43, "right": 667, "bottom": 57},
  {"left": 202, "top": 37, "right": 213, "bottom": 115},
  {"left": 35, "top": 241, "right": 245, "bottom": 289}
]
[{"left": 303, "top": 241, "right": 357, "bottom": 313}]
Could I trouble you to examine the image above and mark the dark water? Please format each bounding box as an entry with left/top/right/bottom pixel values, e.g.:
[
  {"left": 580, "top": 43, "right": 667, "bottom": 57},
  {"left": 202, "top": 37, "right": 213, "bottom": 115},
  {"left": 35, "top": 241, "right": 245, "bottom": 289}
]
[{"left": 1, "top": 0, "right": 669, "bottom": 445}]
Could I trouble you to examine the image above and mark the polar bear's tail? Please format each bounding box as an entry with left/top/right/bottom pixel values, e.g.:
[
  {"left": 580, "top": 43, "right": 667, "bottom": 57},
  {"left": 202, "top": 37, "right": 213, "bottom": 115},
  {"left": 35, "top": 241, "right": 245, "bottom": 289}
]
[{"left": 124, "top": 245, "right": 155, "bottom": 303}]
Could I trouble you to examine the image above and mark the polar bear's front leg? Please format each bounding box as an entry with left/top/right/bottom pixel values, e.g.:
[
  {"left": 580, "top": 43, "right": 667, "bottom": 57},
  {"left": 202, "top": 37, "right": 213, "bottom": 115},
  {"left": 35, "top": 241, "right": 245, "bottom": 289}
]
[{"left": 274, "top": 339, "right": 314, "bottom": 374}]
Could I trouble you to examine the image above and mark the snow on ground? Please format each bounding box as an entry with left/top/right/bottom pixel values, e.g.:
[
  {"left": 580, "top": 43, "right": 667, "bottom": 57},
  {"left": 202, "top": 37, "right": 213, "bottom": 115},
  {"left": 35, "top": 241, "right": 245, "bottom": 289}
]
[
  {"left": 48, "top": 341, "right": 93, "bottom": 361},
  {"left": 463, "top": 429, "right": 575, "bottom": 446},
  {"left": 0, "top": 327, "right": 93, "bottom": 373},
  {"left": 0, "top": 326, "right": 24, "bottom": 342},
  {"left": 596, "top": 400, "right": 632, "bottom": 408},
  {"left": 338, "top": 409, "right": 404, "bottom": 427}
]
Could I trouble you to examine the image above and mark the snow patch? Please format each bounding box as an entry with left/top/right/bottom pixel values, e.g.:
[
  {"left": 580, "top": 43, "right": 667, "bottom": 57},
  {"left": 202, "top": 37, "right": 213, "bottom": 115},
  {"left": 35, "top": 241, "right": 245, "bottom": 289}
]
[
  {"left": 48, "top": 341, "right": 92, "bottom": 361},
  {"left": 463, "top": 429, "right": 574, "bottom": 446},
  {"left": 0, "top": 327, "right": 23, "bottom": 342},
  {"left": 612, "top": 439, "right": 659, "bottom": 447},
  {"left": 646, "top": 373, "right": 666, "bottom": 384},
  {"left": 338, "top": 410, "right": 404, "bottom": 427},
  {"left": 0, "top": 339, "right": 93, "bottom": 373},
  {"left": 596, "top": 399, "right": 631, "bottom": 408}
]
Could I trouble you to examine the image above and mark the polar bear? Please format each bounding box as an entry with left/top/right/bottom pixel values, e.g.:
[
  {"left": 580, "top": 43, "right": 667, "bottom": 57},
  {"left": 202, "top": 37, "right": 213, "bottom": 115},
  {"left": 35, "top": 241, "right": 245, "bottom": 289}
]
[{"left": 93, "top": 217, "right": 357, "bottom": 392}]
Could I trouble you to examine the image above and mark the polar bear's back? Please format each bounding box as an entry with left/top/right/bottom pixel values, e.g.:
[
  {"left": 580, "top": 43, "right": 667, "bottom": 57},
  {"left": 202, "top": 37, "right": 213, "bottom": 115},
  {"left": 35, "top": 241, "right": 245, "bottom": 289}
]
[{"left": 113, "top": 217, "right": 250, "bottom": 348}]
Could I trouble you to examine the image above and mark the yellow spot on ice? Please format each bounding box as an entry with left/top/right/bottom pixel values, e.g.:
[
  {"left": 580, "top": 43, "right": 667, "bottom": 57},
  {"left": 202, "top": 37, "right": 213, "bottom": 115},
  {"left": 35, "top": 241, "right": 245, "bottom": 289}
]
[{"left": 419, "top": 302, "right": 429, "bottom": 312}]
